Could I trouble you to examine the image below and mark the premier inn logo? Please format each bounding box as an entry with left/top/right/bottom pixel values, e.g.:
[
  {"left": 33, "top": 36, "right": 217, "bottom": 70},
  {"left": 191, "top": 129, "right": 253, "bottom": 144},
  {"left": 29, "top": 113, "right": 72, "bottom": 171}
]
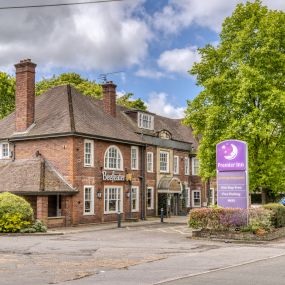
[{"left": 102, "top": 171, "right": 125, "bottom": 182}]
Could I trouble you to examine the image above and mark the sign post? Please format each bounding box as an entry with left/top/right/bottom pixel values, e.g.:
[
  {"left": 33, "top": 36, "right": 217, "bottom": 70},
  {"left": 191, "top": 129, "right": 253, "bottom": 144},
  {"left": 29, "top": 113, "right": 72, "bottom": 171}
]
[{"left": 216, "top": 140, "right": 249, "bottom": 219}]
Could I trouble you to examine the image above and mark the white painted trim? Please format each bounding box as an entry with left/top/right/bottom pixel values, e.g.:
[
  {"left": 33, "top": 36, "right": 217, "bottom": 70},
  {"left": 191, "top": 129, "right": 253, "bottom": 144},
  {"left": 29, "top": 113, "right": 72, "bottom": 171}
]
[
  {"left": 147, "top": 187, "right": 154, "bottom": 210},
  {"left": 104, "top": 145, "right": 124, "bottom": 171},
  {"left": 147, "top": 152, "right": 154, "bottom": 173},
  {"left": 131, "top": 186, "right": 140, "bottom": 212},
  {"left": 131, "top": 146, "right": 139, "bottom": 170},
  {"left": 185, "top": 157, "right": 190, "bottom": 175},
  {"left": 0, "top": 142, "right": 10, "bottom": 159},
  {"left": 84, "top": 139, "right": 94, "bottom": 167},
  {"left": 83, "top": 185, "right": 95, "bottom": 215},
  {"left": 160, "top": 150, "right": 169, "bottom": 173},
  {"left": 174, "top": 155, "right": 179, "bottom": 175},
  {"left": 192, "top": 190, "right": 201, "bottom": 208},
  {"left": 104, "top": 186, "right": 124, "bottom": 214}
]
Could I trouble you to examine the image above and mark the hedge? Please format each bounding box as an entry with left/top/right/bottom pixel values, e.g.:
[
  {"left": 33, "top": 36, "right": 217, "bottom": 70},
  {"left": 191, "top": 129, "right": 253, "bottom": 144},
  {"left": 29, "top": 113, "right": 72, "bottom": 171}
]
[
  {"left": 263, "top": 203, "right": 285, "bottom": 228},
  {"left": 0, "top": 192, "right": 34, "bottom": 233}
]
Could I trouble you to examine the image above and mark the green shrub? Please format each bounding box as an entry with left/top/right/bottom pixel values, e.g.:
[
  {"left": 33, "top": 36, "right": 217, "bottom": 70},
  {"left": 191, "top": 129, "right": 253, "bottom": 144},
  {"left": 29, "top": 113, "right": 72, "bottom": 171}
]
[
  {"left": 0, "top": 192, "right": 34, "bottom": 233},
  {"left": 20, "top": 220, "right": 47, "bottom": 233},
  {"left": 263, "top": 203, "right": 285, "bottom": 228}
]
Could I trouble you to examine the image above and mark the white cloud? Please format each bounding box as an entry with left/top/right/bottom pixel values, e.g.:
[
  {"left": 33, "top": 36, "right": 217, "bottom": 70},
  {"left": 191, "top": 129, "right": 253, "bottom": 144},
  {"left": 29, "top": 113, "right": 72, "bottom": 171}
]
[
  {"left": 146, "top": 92, "right": 185, "bottom": 119},
  {"left": 0, "top": 0, "right": 151, "bottom": 72},
  {"left": 135, "top": 68, "right": 169, "bottom": 79},
  {"left": 152, "top": 0, "right": 285, "bottom": 34},
  {"left": 158, "top": 46, "right": 200, "bottom": 75}
]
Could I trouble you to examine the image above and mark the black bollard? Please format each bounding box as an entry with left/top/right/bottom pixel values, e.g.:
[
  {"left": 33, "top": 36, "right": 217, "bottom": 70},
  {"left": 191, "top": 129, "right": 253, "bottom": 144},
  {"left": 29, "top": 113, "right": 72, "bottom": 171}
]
[
  {"left": 160, "top": 208, "right": 164, "bottom": 223},
  {"left": 117, "top": 210, "right": 121, "bottom": 228}
]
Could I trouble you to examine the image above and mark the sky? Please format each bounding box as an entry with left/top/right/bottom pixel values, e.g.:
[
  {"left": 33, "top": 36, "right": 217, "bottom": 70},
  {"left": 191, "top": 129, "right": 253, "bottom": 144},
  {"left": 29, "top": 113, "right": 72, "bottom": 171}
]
[{"left": 0, "top": 0, "right": 284, "bottom": 118}]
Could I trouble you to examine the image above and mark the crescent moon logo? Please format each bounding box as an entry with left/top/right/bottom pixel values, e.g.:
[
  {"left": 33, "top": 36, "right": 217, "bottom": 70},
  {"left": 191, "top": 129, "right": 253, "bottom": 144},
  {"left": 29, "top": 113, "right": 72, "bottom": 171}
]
[{"left": 224, "top": 144, "right": 238, "bottom": 160}]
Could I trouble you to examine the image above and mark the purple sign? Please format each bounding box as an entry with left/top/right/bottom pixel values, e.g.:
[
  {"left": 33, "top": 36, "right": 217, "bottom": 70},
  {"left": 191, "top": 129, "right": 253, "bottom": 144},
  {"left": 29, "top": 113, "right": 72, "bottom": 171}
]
[
  {"left": 216, "top": 140, "right": 248, "bottom": 209},
  {"left": 216, "top": 140, "right": 247, "bottom": 171},
  {"left": 217, "top": 171, "right": 247, "bottom": 209}
]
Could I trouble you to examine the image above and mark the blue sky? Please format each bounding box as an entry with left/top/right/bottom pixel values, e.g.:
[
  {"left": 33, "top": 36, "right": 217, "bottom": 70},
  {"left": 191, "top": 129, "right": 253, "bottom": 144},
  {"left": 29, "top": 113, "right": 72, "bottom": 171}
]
[{"left": 0, "top": 0, "right": 284, "bottom": 118}]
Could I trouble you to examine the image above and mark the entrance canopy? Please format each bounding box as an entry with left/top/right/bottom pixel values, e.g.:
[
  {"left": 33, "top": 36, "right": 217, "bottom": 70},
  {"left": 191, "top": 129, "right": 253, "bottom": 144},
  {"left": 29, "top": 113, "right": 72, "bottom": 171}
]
[{"left": 157, "top": 176, "right": 182, "bottom": 194}]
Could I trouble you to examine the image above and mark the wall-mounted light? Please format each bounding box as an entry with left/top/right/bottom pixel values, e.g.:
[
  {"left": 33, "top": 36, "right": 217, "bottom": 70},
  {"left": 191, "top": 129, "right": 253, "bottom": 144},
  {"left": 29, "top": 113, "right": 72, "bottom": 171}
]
[
  {"left": 97, "top": 190, "right": 102, "bottom": 199},
  {"left": 126, "top": 191, "right": 130, "bottom": 198}
]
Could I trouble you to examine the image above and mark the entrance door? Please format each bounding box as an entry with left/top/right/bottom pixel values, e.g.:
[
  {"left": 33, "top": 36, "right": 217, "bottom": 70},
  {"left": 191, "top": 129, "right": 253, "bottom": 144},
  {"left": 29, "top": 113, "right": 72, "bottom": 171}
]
[{"left": 170, "top": 194, "right": 179, "bottom": 216}]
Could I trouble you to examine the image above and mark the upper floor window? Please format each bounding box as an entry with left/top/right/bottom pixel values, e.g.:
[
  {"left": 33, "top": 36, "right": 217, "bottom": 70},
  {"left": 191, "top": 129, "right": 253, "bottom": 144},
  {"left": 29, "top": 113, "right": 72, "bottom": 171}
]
[
  {"left": 173, "top": 156, "right": 179, "bottom": 174},
  {"left": 147, "top": 152, "right": 153, "bottom": 173},
  {"left": 131, "top": 146, "right": 139, "bottom": 170},
  {"left": 0, "top": 143, "right": 9, "bottom": 159},
  {"left": 84, "top": 140, "right": 94, "bottom": 167},
  {"left": 192, "top": 157, "right": 200, "bottom": 176},
  {"left": 138, "top": 112, "right": 154, "bottom": 130},
  {"left": 104, "top": 146, "right": 123, "bottom": 170},
  {"left": 185, "top": 157, "right": 190, "bottom": 175},
  {"left": 160, "top": 151, "right": 169, "bottom": 173}
]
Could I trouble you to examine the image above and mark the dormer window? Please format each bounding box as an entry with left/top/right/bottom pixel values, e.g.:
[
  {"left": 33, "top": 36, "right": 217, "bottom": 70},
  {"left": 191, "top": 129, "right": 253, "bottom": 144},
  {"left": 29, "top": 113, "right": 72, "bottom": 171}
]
[
  {"left": 0, "top": 143, "right": 9, "bottom": 159},
  {"left": 138, "top": 112, "right": 154, "bottom": 130}
]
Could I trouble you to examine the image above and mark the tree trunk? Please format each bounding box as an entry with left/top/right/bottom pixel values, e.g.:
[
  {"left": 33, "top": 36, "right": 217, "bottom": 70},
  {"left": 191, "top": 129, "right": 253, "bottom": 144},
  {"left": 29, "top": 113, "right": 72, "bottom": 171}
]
[{"left": 261, "top": 187, "right": 267, "bottom": 204}]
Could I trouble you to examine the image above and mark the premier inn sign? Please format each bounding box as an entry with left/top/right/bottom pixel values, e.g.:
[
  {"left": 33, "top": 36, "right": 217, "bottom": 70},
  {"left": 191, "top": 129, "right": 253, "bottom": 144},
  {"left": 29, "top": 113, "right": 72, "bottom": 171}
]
[{"left": 102, "top": 171, "right": 126, "bottom": 182}]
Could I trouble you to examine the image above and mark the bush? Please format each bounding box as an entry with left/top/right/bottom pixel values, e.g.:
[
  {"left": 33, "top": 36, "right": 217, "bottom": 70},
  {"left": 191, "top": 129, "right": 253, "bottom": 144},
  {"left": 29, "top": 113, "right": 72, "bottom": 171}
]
[
  {"left": 0, "top": 192, "right": 34, "bottom": 233},
  {"left": 263, "top": 203, "right": 285, "bottom": 228},
  {"left": 20, "top": 220, "right": 47, "bottom": 233},
  {"left": 189, "top": 207, "right": 273, "bottom": 233},
  {"left": 189, "top": 208, "right": 247, "bottom": 230}
]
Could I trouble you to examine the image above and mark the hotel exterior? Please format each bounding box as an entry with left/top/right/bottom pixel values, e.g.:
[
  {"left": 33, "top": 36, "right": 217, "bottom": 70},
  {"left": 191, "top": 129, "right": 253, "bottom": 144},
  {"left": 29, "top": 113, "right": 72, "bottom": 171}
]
[{"left": 0, "top": 59, "right": 211, "bottom": 227}]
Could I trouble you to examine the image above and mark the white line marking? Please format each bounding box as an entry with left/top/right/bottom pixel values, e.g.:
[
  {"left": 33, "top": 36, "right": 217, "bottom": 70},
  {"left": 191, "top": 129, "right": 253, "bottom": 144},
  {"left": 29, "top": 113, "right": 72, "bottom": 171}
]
[{"left": 152, "top": 252, "right": 285, "bottom": 284}]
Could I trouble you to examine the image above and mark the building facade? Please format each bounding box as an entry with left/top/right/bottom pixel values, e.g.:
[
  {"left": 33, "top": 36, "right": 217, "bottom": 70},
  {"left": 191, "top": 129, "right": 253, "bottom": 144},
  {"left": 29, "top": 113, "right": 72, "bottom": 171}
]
[{"left": 0, "top": 59, "right": 212, "bottom": 227}]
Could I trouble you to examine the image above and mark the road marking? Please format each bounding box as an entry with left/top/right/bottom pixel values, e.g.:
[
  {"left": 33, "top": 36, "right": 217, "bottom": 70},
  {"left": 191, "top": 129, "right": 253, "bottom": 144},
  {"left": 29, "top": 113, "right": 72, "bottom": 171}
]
[{"left": 152, "top": 252, "right": 285, "bottom": 284}]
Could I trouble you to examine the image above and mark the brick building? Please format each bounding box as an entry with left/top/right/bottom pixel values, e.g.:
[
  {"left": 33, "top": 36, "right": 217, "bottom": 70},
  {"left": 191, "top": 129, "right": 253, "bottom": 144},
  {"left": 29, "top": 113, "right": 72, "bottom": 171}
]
[{"left": 0, "top": 59, "right": 212, "bottom": 227}]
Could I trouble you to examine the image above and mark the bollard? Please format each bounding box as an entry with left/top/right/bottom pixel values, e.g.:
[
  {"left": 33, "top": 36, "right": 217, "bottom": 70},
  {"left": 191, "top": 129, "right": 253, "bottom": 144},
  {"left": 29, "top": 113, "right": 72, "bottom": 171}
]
[
  {"left": 117, "top": 210, "right": 121, "bottom": 228},
  {"left": 160, "top": 208, "right": 164, "bottom": 223}
]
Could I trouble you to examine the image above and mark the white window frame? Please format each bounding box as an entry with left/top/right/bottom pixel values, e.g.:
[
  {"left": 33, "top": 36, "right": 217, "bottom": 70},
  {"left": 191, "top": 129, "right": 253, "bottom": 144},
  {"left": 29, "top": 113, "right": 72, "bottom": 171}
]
[
  {"left": 192, "top": 157, "right": 199, "bottom": 176},
  {"left": 131, "top": 146, "right": 139, "bottom": 170},
  {"left": 0, "top": 142, "right": 9, "bottom": 159},
  {"left": 104, "top": 145, "right": 123, "bottom": 171},
  {"left": 137, "top": 112, "right": 154, "bottom": 130},
  {"left": 84, "top": 139, "right": 94, "bottom": 167},
  {"left": 173, "top": 156, "right": 179, "bottom": 175},
  {"left": 192, "top": 190, "right": 201, "bottom": 208},
  {"left": 147, "top": 187, "right": 154, "bottom": 210},
  {"left": 131, "top": 186, "right": 139, "bottom": 212},
  {"left": 104, "top": 186, "right": 123, "bottom": 214},
  {"left": 147, "top": 152, "right": 154, "bottom": 173},
  {"left": 186, "top": 187, "right": 191, "bottom": 207},
  {"left": 185, "top": 157, "right": 190, "bottom": 175},
  {"left": 84, "top": 185, "right": 94, "bottom": 215},
  {"left": 160, "top": 151, "right": 169, "bottom": 173}
]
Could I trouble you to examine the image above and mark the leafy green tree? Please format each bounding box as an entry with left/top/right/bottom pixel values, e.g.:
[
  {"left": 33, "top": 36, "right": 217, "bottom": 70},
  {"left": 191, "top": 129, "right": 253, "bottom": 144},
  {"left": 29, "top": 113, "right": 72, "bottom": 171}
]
[
  {"left": 0, "top": 73, "right": 15, "bottom": 119},
  {"left": 184, "top": 1, "right": 285, "bottom": 194},
  {"left": 117, "top": 93, "right": 147, "bottom": 111},
  {"left": 35, "top": 73, "right": 102, "bottom": 98}
]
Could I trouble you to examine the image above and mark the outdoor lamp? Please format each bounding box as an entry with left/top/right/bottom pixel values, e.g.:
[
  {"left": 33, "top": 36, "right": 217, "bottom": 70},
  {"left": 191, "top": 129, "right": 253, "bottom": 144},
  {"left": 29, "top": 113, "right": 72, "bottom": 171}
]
[{"left": 97, "top": 190, "right": 102, "bottom": 199}]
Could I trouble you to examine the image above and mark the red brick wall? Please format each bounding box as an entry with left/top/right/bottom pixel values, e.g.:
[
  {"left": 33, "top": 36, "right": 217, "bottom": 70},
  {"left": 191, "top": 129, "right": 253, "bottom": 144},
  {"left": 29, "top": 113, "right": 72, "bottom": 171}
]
[
  {"left": 102, "top": 82, "right": 116, "bottom": 117},
  {"left": 15, "top": 59, "right": 36, "bottom": 132}
]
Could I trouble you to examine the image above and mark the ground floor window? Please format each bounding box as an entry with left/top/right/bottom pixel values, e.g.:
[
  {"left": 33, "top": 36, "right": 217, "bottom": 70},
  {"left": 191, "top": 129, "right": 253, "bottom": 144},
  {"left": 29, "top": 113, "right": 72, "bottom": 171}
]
[
  {"left": 192, "top": 190, "right": 201, "bottom": 207},
  {"left": 209, "top": 188, "right": 215, "bottom": 205},
  {"left": 147, "top": 187, "right": 154, "bottom": 209},
  {"left": 104, "top": 186, "right": 123, "bottom": 214},
  {"left": 48, "top": 195, "right": 62, "bottom": 217},
  {"left": 185, "top": 187, "right": 190, "bottom": 207},
  {"left": 131, "top": 186, "right": 139, "bottom": 212},
  {"left": 84, "top": 186, "right": 94, "bottom": 215}
]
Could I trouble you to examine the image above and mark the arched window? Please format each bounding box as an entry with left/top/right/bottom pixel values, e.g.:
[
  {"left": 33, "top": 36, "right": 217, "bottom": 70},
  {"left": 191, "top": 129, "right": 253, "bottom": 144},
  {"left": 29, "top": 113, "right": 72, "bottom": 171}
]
[{"left": 104, "top": 146, "right": 123, "bottom": 170}]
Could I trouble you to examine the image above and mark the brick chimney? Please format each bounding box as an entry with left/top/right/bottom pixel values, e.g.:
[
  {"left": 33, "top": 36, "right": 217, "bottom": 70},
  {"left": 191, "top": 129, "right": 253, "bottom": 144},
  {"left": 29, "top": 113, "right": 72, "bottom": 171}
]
[
  {"left": 14, "top": 59, "right": 37, "bottom": 132},
  {"left": 102, "top": 81, "right": 117, "bottom": 117}
]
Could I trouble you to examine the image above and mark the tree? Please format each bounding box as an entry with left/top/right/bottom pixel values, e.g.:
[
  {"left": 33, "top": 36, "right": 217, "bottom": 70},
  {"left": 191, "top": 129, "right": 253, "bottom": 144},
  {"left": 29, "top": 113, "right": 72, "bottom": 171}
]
[
  {"left": 0, "top": 72, "right": 147, "bottom": 118},
  {"left": 184, "top": 1, "right": 285, "bottom": 194},
  {"left": 35, "top": 73, "right": 102, "bottom": 98},
  {"left": 117, "top": 93, "right": 147, "bottom": 111},
  {"left": 0, "top": 73, "right": 15, "bottom": 119}
]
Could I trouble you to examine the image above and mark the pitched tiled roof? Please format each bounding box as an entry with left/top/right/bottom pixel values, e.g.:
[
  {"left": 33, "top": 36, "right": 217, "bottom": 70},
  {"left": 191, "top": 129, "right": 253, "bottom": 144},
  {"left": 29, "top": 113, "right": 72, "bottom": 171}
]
[
  {"left": 0, "top": 158, "right": 77, "bottom": 194},
  {"left": 0, "top": 84, "right": 197, "bottom": 148}
]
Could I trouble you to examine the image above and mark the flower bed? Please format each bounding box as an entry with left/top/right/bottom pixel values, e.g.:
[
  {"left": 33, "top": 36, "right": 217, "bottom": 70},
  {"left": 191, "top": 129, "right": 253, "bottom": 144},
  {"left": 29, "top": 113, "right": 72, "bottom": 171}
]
[{"left": 189, "top": 205, "right": 285, "bottom": 241}]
